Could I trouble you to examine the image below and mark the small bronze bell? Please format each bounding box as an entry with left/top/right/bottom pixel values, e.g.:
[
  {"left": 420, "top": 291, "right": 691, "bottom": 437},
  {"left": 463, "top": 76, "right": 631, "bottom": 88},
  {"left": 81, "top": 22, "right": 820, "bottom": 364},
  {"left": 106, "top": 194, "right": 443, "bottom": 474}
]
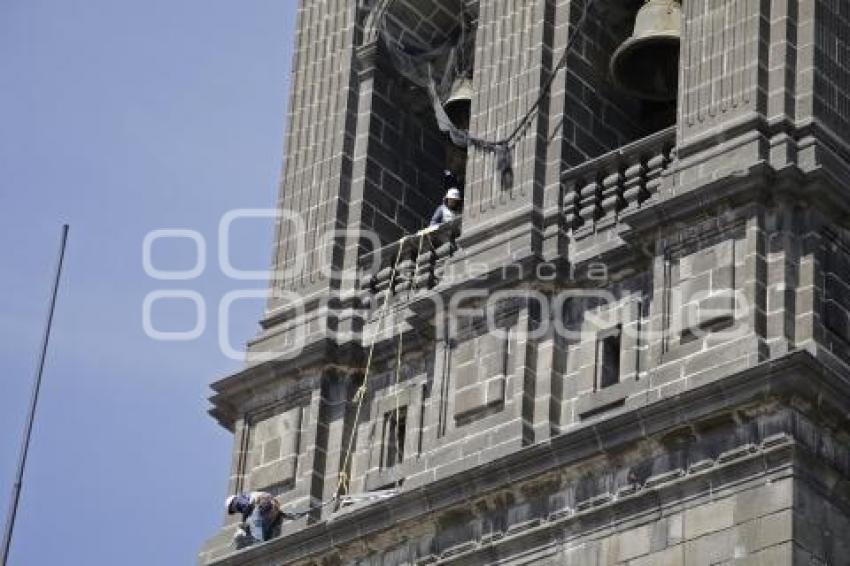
[
  {"left": 610, "top": 0, "right": 682, "bottom": 101},
  {"left": 443, "top": 77, "right": 474, "bottom": 130}
]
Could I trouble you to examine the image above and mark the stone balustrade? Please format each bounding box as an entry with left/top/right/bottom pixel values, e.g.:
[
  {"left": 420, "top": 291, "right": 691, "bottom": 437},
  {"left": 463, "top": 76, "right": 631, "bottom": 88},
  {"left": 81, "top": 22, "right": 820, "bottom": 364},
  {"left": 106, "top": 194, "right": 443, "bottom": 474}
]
[
  {"left": 359, "top": 218, "right": 460, "bottom": 310},
  {"left": 563, "top": 127, "right": 676, "bottom": 234}
]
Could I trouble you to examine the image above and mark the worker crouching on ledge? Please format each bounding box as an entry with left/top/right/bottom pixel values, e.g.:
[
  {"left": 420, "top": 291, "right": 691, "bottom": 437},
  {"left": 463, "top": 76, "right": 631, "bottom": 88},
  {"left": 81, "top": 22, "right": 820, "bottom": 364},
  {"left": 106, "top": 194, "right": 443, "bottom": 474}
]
[
  {"left": 226, "top": 491, "right": 292, "bottom": 549},
  {"left": 429, "top": 171, "right": 463, "bottom": 227}
]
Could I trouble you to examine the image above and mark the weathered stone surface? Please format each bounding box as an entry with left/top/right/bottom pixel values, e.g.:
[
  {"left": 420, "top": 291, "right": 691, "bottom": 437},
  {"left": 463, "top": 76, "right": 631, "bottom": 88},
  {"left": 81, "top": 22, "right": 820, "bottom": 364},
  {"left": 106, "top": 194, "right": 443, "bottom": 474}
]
[{"left": 200, "top": 1, "right": 850, "bottom": 564}]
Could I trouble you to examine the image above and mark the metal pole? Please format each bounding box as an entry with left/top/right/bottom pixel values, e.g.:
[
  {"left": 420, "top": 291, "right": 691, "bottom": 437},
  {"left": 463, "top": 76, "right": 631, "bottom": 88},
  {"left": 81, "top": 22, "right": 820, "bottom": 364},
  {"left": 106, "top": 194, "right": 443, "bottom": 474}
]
[{"left": 1, "top": 224, "right": 69, "bottom": 566}]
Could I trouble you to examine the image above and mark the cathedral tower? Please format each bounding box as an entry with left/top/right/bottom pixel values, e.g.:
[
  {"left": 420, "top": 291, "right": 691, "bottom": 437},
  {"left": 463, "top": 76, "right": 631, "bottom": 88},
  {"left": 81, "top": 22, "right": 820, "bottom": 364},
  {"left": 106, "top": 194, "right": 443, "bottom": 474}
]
[{"left": 202, "top": 1, "right": 850, "bottom": 564}]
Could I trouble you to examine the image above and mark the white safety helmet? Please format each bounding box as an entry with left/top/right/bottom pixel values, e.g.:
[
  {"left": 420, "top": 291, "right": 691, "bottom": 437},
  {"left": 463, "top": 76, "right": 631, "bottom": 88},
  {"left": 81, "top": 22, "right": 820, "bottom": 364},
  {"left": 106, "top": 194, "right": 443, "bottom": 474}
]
[
  {"left": 225, "top": 495, "right": 237, "bottom": 514},
  {"left": 445, "top": 188, "right": 461, "bottom": 200}
]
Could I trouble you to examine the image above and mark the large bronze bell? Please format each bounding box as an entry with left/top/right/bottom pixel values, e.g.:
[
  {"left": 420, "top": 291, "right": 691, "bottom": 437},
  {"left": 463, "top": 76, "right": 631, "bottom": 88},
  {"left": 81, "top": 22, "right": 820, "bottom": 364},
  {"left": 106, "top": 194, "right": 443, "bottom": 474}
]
[
  {"left": 443, "top": 77, "right": 474, "bottom": 130},
  {"left": 610, "top": 0, "right": 682, "bottom": 101},
  {"left": 441, "top": 77, "right": 474, "bottom": 183}
]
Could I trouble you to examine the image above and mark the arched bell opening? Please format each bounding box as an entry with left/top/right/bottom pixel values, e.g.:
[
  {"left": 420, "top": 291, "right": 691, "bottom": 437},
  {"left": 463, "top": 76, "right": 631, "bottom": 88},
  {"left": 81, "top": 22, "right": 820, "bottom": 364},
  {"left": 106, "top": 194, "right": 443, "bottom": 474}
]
[
  {"left": 355, "top": 0, "right": 479, "bottom": 239},
  {"left": 605, "top": 0, "right": 681, "bottom": 132},
  {"left": 612, "top": 0, "right": 681, "bottom": 133},
  {"left": 560, "top": 0, "right": 681, "bottom": 167},
  {"left": 610, "top": 0, "right": 682, "bottom": 102},
  {"left": 377, "top": 0, "right": 479, "bottom": 188}
]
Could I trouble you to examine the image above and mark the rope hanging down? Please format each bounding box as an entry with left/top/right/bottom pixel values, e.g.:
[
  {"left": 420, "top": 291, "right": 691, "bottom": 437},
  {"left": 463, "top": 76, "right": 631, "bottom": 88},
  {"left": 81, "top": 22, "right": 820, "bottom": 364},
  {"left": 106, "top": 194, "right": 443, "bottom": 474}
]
[
  {"left": 335, "top": 237, "right": 409, "bottom": 500},
  {"left": 379, "top": 0, "right": 597, "bottom": 171},
  {"left": 253, "top": 236, "right": 410, "bottom": 533},
  {"left": 240, "top": 234, "right": 409, "bottom": 537},
  {"left": 390, "top": 231, "right": 427, "bottom": 484},
  {"left": 334, "top": 229, "right": 430, "bottom": 504}
]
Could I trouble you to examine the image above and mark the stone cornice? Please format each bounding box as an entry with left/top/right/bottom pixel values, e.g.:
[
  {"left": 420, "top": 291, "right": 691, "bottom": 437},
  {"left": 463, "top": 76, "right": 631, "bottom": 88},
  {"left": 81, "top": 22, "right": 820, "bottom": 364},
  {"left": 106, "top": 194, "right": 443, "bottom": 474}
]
[
  {"left": 436, "top": 444, "right": 797, "bottom": 566},
  {"left": 208, "top": 338, "right": 363, "bottom": 430}
]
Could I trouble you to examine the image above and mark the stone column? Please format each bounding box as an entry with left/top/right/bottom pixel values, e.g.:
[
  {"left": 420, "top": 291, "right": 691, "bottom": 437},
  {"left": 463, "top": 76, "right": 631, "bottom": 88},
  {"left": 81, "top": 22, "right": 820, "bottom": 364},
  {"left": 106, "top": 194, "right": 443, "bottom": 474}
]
[{"left": 674, "top": 0, "right": 773, "bottom": 188}]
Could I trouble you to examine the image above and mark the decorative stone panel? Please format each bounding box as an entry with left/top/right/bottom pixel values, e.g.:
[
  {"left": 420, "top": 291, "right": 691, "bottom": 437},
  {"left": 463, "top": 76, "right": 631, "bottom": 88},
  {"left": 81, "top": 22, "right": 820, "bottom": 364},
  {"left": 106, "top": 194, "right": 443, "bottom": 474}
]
[
  {"left": 679, "top": 0, "right": 766, "bottom": 141},
  {"left": 364, "top": 377, "right": 428, "bottom": 490},
  {"left": 676, "top": 239, "right": 736, "bottom": 339},
  {"left": 657, "top": 218, "right": 750, "bottom": 358},
  {"left": 246, "top": 406, "right": 304, "bottom": 492},
  {"left": 452, "top": 330, "right": 509, "bottom": 422},
  {"left": 813, "top": 0, "right": 850, "bottom": 139},
  {"left": 557, "top": 275, "right": 650, "bottom": 426}
]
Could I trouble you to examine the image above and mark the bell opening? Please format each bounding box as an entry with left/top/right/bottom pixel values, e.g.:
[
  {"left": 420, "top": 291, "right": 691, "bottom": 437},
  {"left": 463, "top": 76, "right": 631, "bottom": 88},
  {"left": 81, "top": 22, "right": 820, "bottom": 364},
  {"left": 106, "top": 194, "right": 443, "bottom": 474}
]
[
  {"left": 444, "top": 99, "right": 471, "bottom": 131},
  {"left": 609, "top": 0, "right": 682, "bottom": 102},
  {"left": 443, "top": 77, "right": 474, "bottom": 131},
  {"left": 611, "top": 36, "right": 680, "bottom": 102},
  {"left": 556, "top": 0, "right": 679, "bottom": 168},
  {"left": 441, "top": 76, "right": 474, "bottom": 183},
  {"left": 358, "top": 0, "right": 479, "bottom": 237},
  {"left": 444, "top": 94, "right": 470, "bottom": 186}
]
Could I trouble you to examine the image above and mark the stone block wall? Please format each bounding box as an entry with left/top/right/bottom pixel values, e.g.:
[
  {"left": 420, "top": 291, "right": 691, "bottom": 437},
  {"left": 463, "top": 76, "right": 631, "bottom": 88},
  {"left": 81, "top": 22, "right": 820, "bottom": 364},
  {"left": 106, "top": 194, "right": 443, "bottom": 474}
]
[
  {"left": 799, "top": 218, "right": 850, "bottom": 377},
  {"left": 201, "top": 364, "right": 850, "bottom": 564},
  {"left": 812, "top": 0, "right": 850, "bottom": 138},
  {"left": 205, "top": 197, "right": 850, "bottom": 560},
  {"left": 672, "top": 0, "right": 850, "bottom": 195},
  {"left": 345, "top": 297, "right": 533, "bottom": 496},
  {"left": 358, "top": 69, "right": 448, "bottom": 243},
  {"left": 206, "top": 183, "right": 850, "bottom": 565},
  {"left": 465, "top": 0, "right": 660, "bottom": 229},
  {"left": 464, "top": 0, "right": 549, "bottom": 222},
  {"left": 272, "top": 0, "right": 359, "bottom": 295},
  {"left": 346, "top": 351, "right": 435, "bottom": 493},
  {"left": 332, "top": 197, "right": 850, "bottom": 498},
  {"left": 795, "top": 476, "right": 850, "bottom": 563},
  {"left": 244, "top": 405, "right": 304, "bottom": 492},
  {"left": 213, "top": 373, "right": 325, "bottom": 540},
  {"left": 552, "top": 272, "right": 650, "bottom": 428},
  {"left": 820, "top": 234, "right": 850, "bottom": 345},
  {"left": 543, "top": 478, "right": 796, "bottom": 566},
  {"left": 558, "top": 0, "right": 648, "bottom": 167},
  {"left": 202, "top": 0, "right": 850, "bottom": 564},
  {"left": 678, "top": 0, "right": 770, "bottom": 146}
]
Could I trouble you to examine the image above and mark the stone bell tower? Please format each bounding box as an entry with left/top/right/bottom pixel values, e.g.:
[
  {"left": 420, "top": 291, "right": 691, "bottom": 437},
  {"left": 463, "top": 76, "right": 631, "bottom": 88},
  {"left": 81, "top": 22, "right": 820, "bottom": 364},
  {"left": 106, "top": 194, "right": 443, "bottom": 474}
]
[{"left": 201, "top": 0, "right": 850, "bottom": 564}]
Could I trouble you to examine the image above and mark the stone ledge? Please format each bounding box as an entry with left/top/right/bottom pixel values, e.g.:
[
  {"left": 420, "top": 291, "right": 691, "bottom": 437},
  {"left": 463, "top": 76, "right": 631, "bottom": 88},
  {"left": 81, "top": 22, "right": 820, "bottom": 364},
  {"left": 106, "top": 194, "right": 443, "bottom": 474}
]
[
  {"left": 431, "top": 442, "right": 798, "bottom": 566},
  {"left": 644, "top": 468, "right": 685, "bottom": 489},
  {"left": 717, "top": 443, "right": 759, "bottom": 464}
]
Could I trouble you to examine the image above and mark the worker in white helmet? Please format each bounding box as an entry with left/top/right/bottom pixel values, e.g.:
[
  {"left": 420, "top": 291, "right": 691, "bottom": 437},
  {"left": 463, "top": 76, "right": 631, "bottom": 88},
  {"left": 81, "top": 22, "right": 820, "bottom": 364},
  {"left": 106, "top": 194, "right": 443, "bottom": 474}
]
[
  {"left": 225, "top": 491, "right": 291, "bottom": 548},
  {"left": 430, "top": 171, "right": 463, "bottom": 226}
]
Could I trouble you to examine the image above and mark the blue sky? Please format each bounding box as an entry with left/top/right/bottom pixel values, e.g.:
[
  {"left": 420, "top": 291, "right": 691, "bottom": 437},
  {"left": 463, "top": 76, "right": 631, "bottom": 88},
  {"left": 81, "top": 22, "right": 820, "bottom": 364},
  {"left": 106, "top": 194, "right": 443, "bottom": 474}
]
[{"left": 0, "top": 1, "right": 296, "bottom": 564}]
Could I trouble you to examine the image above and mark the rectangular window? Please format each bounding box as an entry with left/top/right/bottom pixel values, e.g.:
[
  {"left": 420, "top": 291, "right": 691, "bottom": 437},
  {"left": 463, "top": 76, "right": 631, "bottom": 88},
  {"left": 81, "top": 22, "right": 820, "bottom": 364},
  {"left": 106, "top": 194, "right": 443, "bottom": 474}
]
[
  {"left": 596, "top": 327, "right": 621, "bottom": 390},
  {"left": 382, "top": 407, "right": 407, "bottom": 469}
]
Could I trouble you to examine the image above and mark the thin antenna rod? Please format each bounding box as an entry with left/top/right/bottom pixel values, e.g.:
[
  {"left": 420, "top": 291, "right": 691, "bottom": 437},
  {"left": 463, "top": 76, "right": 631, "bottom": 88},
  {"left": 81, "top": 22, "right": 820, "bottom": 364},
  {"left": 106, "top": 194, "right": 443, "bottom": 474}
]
[{"left": 1, "top": 224, "right": 69, "bottom": 566}]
